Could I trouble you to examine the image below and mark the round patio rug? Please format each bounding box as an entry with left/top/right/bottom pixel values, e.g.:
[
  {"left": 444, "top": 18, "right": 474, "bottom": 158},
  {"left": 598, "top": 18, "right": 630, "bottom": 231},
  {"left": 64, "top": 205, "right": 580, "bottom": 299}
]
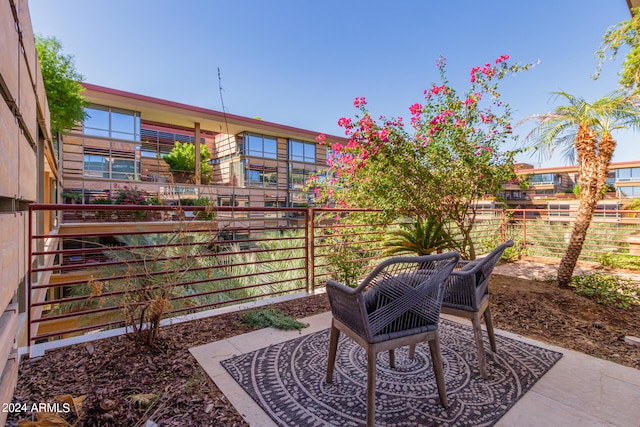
[{"left": 221, "top": 319, "right": 562, "bottom": 426}]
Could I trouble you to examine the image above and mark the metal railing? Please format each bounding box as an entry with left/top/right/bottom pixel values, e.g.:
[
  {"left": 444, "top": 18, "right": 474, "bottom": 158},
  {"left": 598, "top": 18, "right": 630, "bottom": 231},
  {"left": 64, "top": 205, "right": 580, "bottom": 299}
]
[
  {"left": 27, "top": 205, "right": 640, "bottom": 347},
  {"left": 28, "top": 204, "right": 309, "bottom": 346}
]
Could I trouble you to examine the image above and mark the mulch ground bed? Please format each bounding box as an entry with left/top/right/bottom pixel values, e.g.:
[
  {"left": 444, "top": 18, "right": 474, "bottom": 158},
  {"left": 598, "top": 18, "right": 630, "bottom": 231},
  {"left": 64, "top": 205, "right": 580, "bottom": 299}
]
[{"left": 7, "top": 272, "right": 640, "bottom": 426}]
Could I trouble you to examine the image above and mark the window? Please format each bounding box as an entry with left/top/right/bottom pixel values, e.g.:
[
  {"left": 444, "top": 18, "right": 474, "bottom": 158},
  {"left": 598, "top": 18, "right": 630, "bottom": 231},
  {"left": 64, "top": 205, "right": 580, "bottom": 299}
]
[
  {"left": 246, "top": 163, "right": 278, "bottom": 187},
  {"left": 530, "top": 173, "right": 560, "bottom": 185},
  {"left": 547, "top": 203, "right": 570, "bottom": 217},
  {"left": 616, "top": 168, "right": 640, "bottom": 182},
  {"left": 83, "top": 104, "right": 140, "bottom": 141},
  {"left": 83, "top": 154, "right": 109, "bottom": 178},
  {"left": 594, "top": 203, "right": 620, "bottom": 218},
  {"left": 246, "top": 134, "right": 277, "bottom": 159},
  {"left": 84, "top": 153, "right": 139, "bottom": 180},
  {"left": 111, "top": 158, "right": 137, "bottom": 180},
  {"left": 289, "top": 166, "right": 317, "bottom": 190},
  {"left": 618, "top": 186, "right": 640, "bottom": 198},
  {"left": 289, "top": 140, "right": 316, "bottom": 163}
]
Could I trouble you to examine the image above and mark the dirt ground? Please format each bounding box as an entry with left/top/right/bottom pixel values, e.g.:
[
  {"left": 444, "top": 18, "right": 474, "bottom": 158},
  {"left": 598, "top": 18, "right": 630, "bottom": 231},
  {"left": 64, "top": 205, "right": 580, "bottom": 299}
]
[{"left": 7, "top": 269, "right": 640, "bottom": 426}]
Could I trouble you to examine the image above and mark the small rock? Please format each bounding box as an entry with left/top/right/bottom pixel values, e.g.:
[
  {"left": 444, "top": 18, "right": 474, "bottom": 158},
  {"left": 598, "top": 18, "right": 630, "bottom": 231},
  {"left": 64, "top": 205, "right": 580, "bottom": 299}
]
[
  {"left": 592, "top": 321, "right": 603, "bottom": 329},
  {"left": 205, "top": 403, "right": 214, "bottom": 414},
  {"left": 624, "top": 336, "right": 640, "bottom": 347},
  {"left": 144, "top": 421, "right": 158, "bottom": 427},
  {"left": 85, "top": 344, "right": 94, "bottom": 355}
]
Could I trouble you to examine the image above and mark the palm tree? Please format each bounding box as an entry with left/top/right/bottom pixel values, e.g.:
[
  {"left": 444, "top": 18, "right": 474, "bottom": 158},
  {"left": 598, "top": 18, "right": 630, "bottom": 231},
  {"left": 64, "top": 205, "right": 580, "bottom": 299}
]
[
  {"left": 527, "top": 91, "right": 640, "bottom": 287},
  {"left": 382, "top": 216, "right": 454, "bottom": 256}
]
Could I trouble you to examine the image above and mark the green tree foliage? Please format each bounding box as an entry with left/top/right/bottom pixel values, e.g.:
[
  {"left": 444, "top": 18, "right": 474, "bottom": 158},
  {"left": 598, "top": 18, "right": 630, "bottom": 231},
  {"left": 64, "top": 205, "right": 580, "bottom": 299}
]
[
  {"left": 595, "top": 8, "right": 640, "bottom": 92},
  {"left": 35, "top": 35, "right": 87, "bottom": 135},
  {"left": 163, "top": 141, "right": 213, "bottom": 182},
  {"left": 313, "top": 55, "right": 532, "bottom": 259}
]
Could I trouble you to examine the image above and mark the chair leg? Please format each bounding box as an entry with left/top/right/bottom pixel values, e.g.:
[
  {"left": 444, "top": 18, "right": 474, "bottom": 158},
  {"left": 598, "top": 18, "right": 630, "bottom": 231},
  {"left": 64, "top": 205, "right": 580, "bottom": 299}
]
[
  {"left": 389, "top": 349, "right": 395, "bottom": 368},
  {"left": 408, "top": 344, "right": 416, "bottom": 360},
  {"left": 326, "top": 325, "right": 340, "bottom": 383},
  {"left": 483, "top": 306, "right": 497, "bottom": 353},
  {"left": 366, "top": 348, "right": 377, "bottom": 427},
  {"left": 471, "top": 313, "right": 489, "bottom": 379},
  {"left": 428, "top": 334, "right": 448, "bottom": 408}
]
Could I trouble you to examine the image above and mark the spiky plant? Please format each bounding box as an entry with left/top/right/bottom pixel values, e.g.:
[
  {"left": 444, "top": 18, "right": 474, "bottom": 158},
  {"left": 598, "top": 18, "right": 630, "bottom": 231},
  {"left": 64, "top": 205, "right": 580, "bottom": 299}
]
[{"left": 381, "top": 216, "right": 454, "bottom": 256}]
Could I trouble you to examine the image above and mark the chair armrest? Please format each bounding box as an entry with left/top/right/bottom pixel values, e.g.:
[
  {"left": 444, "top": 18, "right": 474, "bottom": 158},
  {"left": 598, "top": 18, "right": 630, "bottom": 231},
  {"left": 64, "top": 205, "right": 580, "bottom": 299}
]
[
  {"left": 455, "top": 260, "right": 477, "bottom": 271},
  {"left": 326, "top": 280, "right": 369, "bottom": 337},
  {"left": 326, "top": 279, "right": 358, "bottom": 295}
]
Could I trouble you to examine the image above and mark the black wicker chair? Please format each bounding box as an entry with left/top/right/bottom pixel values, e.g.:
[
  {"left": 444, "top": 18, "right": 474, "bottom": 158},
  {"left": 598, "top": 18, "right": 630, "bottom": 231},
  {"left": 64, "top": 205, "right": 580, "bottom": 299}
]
[
  {"left": 325, "top": 252, "right": 459, "bottom": 427},
  {"left": 409, "top": 240, "right": 514, "bottom": 379}
]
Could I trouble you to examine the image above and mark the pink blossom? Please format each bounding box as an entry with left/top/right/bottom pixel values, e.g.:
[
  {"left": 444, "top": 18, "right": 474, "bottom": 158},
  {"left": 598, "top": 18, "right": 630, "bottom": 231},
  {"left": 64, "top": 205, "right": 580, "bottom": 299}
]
[
  {"left": 353, "top": 97, "right": 367, "bottom": 108},
  {"left": 430, "top": 85, "right": 447, "bottom": 96},
  {"left": 495, "top": 54, "right": 510, "bottom": 64},
  {"left": 409, "top": 103, "right": 422, "bottom": 116},
  {"left": 378, "top": 128, "right": 389, "bottom": 142},
  {"left": 480, "top": 114, "right": 493, "bottom": 123},
  {"left": 316, "top": 133, "right": 326, "bottom": 144},
  {"left": 337, "top": 117, "right": 352, "bottom": 128}
]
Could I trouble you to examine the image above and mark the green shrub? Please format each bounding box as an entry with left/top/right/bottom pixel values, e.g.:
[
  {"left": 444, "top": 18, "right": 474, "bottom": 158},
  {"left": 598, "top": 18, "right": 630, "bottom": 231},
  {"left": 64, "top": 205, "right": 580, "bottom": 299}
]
[
  {"left": 90, "top": 198, "right": 112, "bottom": 204},
  {"left": 382, "top": 216, "right": 454, "bottom": 256},
  {"left": 598, "top": 252, "right": 640, "bottom": 270},
  {"left": 241, "top": 307, "right": 308, "bottom": 330},
  {"left": 570, "top": 273, "right": 640, "bottom": 309},
  {"left": 480, "top": 237, "right": 527, "bottom": 263},
  {"left": 194, "top": 197, "right": 215, "bottom": 220}
]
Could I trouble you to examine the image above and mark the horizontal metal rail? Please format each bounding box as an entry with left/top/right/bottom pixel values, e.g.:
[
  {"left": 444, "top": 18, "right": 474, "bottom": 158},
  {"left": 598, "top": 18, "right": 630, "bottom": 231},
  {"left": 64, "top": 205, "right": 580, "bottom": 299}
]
[{"left": 28, "top": 204, "right": 640, "bottom": 347}]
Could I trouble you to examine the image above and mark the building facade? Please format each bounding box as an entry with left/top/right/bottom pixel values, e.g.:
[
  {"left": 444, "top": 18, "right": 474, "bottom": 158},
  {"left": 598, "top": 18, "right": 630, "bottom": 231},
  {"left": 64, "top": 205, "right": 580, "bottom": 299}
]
[
  {"left": 61, "top": 84, "right": 344, "bottom": 210},
  {"left": 496, "top": 161, "right": 640, "bottom": 208}
]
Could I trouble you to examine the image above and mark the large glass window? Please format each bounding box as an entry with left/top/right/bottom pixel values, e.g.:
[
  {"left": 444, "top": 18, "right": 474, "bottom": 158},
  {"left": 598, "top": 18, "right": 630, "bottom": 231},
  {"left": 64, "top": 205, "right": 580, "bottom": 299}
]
[
  {"left": 111, "top": 158, "right": 137, "bottom": 180},
  {"left": 83, "top": 154, "right": 109, "bottom": 178},
  {"left": 246, "top": 134, "right": 277, "bottom": 159},
  {"left": 616, "top": 168, "right": 640, "bottom": 182},
  {"left": 289, "top": 140, "right": 316, "bottom": 163},
  {"left": 530, "top": 173, "right": 560, "bottom": 185},
  {"left": 83, "top": 104, "right": 140, "bottom": 141},
  {"left": 618, "top": 186, "right": 640, "bottom": 198},
  {"left": 289, "top": 166, "right": 317, "bottom": 189},
  {"left": 246, "top": 163, "right": 278, "bottom": 187},
  {"left": 84, "top": 152, "right": 139, "bottom": 180}
]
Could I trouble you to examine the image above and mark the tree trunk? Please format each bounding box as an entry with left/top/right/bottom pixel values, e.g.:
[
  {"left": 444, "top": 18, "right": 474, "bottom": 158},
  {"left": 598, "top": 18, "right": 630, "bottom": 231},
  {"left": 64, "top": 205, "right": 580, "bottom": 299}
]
[
  {"left": 557, "top": 123, "right": 598, "bottom": 288},
  {"left": 557, "top": 192, "right": 598, "bottom": 287},
  {"left": 557, "top": 127, "right": 616, "bottom": 288}
]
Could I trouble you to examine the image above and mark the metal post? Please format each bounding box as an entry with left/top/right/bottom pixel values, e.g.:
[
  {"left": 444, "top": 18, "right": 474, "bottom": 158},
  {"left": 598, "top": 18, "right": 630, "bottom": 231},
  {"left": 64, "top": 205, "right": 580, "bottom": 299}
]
[
  {"left": 27, "top": 206, "right": 32, "bottom": 350},
  {"left": 309, "top": 208, "right": 316, "bottom": 292},
  {"left": 523, "top": 209, "right": 527, "bottom": 248}
]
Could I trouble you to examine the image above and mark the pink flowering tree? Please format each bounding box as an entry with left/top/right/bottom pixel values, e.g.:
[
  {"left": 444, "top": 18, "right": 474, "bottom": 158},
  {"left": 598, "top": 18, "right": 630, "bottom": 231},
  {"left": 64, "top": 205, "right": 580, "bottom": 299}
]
[{"left": 313, "top": 55, "right": 533, "bottom": 259}]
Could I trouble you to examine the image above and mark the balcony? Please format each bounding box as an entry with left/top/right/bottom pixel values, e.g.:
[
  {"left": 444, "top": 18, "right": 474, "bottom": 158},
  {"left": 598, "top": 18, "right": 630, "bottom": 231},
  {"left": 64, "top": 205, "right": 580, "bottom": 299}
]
[{"left": 10, "top": 204, "right": 640, "bottom": 426}]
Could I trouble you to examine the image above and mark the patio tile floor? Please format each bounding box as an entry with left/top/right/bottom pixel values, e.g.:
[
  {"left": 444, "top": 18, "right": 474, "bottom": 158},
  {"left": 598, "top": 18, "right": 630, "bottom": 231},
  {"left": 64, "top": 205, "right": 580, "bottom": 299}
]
[{"left": 191, "top": 311, "right": 640, "bottom": 427}]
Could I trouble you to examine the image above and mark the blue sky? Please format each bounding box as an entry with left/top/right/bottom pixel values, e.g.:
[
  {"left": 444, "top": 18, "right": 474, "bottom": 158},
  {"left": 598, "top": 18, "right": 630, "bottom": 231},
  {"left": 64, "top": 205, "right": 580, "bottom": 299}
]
[{"left": 29, "top": 0, "right": 637, "bottom": 167}]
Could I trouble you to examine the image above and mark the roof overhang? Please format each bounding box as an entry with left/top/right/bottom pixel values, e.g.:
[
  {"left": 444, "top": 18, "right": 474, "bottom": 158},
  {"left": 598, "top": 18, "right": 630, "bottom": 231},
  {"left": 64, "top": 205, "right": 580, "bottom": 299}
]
[{"left": 81, "top": 83, "right": 346, "bottom": 145}]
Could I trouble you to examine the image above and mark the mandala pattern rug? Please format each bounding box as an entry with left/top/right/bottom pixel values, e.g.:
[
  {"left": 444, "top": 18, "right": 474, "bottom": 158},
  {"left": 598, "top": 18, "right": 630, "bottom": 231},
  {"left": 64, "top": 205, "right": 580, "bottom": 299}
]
[{"left": 221, "top": 319, "right": 562, "bottom": 426}]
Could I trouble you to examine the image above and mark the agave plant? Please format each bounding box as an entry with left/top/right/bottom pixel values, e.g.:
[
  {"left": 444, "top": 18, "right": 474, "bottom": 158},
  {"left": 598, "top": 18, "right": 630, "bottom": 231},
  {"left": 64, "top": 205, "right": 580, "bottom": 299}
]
[{"left": 382, "top": 216, "right": 454, "bottom": 256}]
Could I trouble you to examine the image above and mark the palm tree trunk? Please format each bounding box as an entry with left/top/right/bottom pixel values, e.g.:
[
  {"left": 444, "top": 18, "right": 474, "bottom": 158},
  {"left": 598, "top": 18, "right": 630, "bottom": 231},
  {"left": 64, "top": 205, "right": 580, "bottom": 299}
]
[
  {"left": 558, "top": 128, "right": 616, "bottom": 288},
  {"left": 557, "top": 124, "right": 598, "bottom": 288},
  {"left": 557, "top": 192, "right": 598, "bottom": 287}
]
